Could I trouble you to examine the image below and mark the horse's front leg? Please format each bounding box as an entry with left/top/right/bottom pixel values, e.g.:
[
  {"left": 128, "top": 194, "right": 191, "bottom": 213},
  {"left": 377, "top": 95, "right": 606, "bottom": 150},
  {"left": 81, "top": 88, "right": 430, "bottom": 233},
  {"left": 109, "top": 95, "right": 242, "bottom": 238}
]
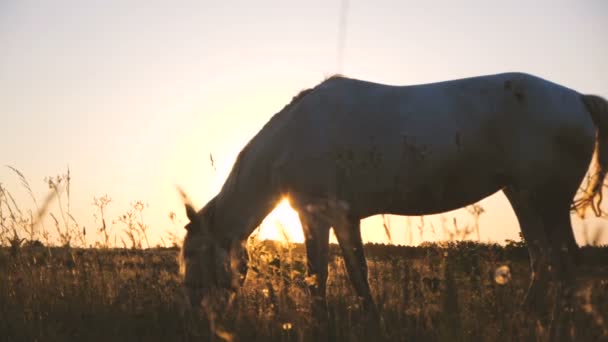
[
  {"left": 333, "top": 217, "right": 376, "bottom": 314},
  {"left": 299, "top": 212, "right": 331, "bottom": 316}
]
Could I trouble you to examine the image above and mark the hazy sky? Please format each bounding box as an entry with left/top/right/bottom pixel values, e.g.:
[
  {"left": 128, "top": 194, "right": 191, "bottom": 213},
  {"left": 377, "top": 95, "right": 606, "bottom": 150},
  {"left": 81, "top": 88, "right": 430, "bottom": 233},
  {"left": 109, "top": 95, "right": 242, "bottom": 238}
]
[{"left": 1, "top": 0, "right": 607, "bottom": 246}]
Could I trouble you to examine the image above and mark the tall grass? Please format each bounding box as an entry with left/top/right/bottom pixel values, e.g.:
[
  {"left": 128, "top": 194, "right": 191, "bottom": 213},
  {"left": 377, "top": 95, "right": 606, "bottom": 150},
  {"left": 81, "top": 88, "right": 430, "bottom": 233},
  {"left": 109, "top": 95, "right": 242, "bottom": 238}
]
[
  {"left": 0, "top": 167, "right": 178, "bottom": 250},
  {"left": 1, "top": 167, "right": 607, "bottom": 341},
  {"left": 1, "top": 241, "right": 607, "bottom": 341}
]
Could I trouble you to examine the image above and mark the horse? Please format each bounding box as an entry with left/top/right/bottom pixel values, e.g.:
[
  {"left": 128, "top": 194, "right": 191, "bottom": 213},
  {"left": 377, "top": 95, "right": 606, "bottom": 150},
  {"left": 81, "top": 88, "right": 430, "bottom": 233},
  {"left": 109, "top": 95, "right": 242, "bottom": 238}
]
[{"left": 180, "top": 72, "right": 608, "bottom": 317}]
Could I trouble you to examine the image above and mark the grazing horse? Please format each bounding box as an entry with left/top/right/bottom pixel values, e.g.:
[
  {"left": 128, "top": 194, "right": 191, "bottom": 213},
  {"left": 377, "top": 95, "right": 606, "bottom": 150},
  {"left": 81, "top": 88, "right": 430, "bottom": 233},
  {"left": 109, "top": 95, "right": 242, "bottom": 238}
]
[{"left": 180, "top": 72, "right": 608, "bottom": 315}]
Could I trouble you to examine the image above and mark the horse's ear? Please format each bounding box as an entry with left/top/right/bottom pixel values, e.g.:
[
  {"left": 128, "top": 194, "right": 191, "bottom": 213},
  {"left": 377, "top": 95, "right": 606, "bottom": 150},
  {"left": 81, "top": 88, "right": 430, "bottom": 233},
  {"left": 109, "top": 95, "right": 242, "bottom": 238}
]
[
  {"left": 185, "top": 203, "right": 199, "bottom": 229},
  {"left": 178, "top": 186, "right": 200, "bottom": 231},
  {"left": 184, "top": 197, "right": 217, "bottom": 233}
]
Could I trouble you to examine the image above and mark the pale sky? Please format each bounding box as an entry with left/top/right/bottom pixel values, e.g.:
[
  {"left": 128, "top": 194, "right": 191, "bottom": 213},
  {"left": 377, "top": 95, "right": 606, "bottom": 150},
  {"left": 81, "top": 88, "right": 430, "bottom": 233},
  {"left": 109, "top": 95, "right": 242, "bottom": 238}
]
[{"left": 1, "top": 0, "right": 607, "bottom": 246}]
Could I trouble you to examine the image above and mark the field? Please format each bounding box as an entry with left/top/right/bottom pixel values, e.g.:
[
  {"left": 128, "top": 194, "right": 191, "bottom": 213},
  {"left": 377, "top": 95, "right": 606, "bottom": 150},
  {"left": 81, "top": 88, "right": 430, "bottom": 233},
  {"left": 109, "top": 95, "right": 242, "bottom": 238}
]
[
  {"left": 1, "top": 169, "right": 607, "bottom": 341},
  {"left": 1, "top": 241, "right": 607, "bottom": 342}
]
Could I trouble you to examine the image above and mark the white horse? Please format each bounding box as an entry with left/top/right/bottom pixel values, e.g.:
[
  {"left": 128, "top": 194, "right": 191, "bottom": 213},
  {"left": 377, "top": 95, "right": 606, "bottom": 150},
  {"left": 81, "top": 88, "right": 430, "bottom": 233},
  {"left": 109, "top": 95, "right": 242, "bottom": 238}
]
[{"left": 181, "top": 72, "right": 607, "bottom": 315}]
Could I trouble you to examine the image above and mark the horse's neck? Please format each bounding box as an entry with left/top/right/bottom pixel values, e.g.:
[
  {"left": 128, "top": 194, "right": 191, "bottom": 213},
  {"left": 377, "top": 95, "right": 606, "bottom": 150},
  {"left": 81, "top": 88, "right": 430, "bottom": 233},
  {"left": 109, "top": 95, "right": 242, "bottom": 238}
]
[
  {"left": 212, "top": 98, "right": 297, "bottom": 243},
  {"left": 214, "top": 177, "right": 279, "bottom": 243}
]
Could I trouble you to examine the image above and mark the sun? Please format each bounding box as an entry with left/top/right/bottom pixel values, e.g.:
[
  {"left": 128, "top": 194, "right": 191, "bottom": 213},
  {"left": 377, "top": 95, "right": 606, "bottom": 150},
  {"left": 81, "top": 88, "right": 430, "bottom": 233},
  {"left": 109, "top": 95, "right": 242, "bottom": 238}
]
[{"left": 258, "top": 198, "right": 305, "bottom": 243}]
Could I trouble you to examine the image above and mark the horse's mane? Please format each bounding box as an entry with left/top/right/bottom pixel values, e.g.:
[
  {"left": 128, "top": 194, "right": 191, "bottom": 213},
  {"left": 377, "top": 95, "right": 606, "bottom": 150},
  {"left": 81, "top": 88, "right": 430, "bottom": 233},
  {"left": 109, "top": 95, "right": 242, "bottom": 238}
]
[
  {"left": 236, "top": 74, "right": 343, "bottom": 154},
  {"left": 217, "top": 83, "right": 324, "bottom": 201}
]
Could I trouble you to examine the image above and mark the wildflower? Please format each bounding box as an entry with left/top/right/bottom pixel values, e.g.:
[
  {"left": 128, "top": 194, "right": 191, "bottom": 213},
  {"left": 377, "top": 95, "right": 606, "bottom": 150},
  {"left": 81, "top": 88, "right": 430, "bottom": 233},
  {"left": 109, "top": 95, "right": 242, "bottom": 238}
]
[{"left": 304, "top": 274, "right": 318, "bottom": 287}]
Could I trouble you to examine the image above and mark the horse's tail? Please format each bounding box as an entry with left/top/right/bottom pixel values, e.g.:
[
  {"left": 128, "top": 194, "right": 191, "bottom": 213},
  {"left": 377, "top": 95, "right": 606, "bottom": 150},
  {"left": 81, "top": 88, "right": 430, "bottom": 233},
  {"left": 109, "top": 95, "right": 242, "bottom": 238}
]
[{"left": 573, "top": 94, "right": 608, "bottom": 217}]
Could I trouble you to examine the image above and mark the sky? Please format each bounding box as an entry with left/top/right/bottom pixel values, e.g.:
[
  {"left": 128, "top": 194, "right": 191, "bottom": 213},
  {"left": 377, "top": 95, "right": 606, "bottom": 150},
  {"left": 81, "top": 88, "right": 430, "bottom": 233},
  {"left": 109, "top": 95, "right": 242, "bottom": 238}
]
[{"left": 1, "top": 0, "right": 607, "bottom": 247}]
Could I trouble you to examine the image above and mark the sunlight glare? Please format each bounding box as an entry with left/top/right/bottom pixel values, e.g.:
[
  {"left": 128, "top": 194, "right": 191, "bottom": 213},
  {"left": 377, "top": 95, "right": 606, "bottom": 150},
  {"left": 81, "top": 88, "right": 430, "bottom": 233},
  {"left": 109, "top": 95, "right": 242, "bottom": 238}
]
[
  {"left": 210, "top": 153, "right": 304, "bottom": 243},
  {"left": 259, "top": 198, "right": 304, "bottom": 243}
]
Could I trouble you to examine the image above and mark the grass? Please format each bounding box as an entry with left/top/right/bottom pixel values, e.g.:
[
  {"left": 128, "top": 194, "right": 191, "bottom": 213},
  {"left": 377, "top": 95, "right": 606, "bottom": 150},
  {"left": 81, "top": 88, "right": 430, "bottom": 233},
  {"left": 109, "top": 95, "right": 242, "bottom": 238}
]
[
  {"left": 0, "top": 242, "right": 607, "bottom": 341},
  {"left": 1, "top": 167, "right": 607, "bottom": 341}
]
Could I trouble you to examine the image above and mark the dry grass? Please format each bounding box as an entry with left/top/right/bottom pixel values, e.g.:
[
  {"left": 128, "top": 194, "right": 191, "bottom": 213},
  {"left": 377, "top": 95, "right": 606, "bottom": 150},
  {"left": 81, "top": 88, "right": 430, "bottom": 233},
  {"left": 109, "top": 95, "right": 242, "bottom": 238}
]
[
  {"left": 0, "top": 242, "right": 607, "bottom": 341},
  {"left": 1, "top": 167, "right": 608, "bottom": 341}
]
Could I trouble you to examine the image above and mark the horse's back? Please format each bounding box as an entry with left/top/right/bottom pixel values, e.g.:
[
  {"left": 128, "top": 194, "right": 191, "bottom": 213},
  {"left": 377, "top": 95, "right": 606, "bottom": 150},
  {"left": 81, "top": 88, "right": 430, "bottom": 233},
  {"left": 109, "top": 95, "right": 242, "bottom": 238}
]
[
  {"left": 270, "top": 73, "right": 596, "bottom": 216},
  {"left": 313, "top": 72, "right": 581, "bottom": 113},
  {"left": 283, "top": 72, "right": 592, "bottom": 166}
]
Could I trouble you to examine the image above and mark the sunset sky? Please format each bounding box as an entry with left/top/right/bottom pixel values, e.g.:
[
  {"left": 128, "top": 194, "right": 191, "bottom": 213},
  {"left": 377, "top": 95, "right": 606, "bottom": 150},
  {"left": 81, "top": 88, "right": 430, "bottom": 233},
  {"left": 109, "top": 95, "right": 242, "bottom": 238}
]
[{"left": 1, "top": 0, "right": 607, "bottom": 246}]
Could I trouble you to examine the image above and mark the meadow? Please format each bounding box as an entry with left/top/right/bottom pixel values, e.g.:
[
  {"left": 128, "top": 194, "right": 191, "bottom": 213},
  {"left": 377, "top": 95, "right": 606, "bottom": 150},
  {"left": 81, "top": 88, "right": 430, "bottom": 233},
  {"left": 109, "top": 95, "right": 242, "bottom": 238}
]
[
  {"left": 1, "top": 240, "right": 607, "bottom": 341},
  {"left": 1, "top": 168, "right": 607, "bottom": 341}
]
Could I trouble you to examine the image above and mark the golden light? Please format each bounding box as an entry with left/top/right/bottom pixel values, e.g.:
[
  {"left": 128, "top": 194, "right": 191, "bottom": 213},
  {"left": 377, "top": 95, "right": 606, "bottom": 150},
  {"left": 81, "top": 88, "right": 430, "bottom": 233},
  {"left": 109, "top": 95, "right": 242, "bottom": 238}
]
[
  {"left": 211, "top": 150, "right": 304, "bottom": 243},
  {"left": 259, "top": 198, "right": 304, "bottom": 243}
]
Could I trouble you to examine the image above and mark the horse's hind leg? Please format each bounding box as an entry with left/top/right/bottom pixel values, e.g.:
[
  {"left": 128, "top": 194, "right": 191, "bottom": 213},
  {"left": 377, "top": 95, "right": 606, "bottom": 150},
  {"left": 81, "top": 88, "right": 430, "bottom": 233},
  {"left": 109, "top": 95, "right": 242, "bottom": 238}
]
[
  {"left": 503, "top": 187, "right": 552, "bottom": 311},
  {"left": 543, "top": 208, "right": 578, "bottom": 284},
  {"left": 527, "top": 183, "right": 579, "bottom": 289},
  {"left": 541, "top": 205, "right": 579, "bottom": 341},
  {"left": 505, "top": 184, "right": 579, "bottom": 340}
]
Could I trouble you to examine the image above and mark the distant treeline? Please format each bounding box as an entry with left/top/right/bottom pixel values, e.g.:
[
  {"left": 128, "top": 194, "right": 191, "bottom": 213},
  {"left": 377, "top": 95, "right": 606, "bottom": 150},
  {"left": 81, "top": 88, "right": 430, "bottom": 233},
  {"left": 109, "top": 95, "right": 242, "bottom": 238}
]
[
  {"left": 252, "top": 240, "right": 608, "bottom": 265},
  {"left": 4, "top": 240, "right": 606, "bottom": 269}
]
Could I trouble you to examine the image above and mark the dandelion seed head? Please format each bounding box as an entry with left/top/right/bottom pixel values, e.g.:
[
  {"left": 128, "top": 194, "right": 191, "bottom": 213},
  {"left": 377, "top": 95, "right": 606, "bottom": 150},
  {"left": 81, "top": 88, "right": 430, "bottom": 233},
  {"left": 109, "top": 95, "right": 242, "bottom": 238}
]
[{"left": 494, "top": 265, "right": 511, "bottom": 285}]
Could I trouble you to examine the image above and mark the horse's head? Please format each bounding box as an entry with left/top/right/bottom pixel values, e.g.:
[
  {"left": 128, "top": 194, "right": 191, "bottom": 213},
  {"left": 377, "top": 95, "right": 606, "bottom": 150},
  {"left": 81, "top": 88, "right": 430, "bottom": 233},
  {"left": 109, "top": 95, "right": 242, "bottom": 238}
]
[{"left": 180, "top": 201, "right": 248, "bottom": 307}]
